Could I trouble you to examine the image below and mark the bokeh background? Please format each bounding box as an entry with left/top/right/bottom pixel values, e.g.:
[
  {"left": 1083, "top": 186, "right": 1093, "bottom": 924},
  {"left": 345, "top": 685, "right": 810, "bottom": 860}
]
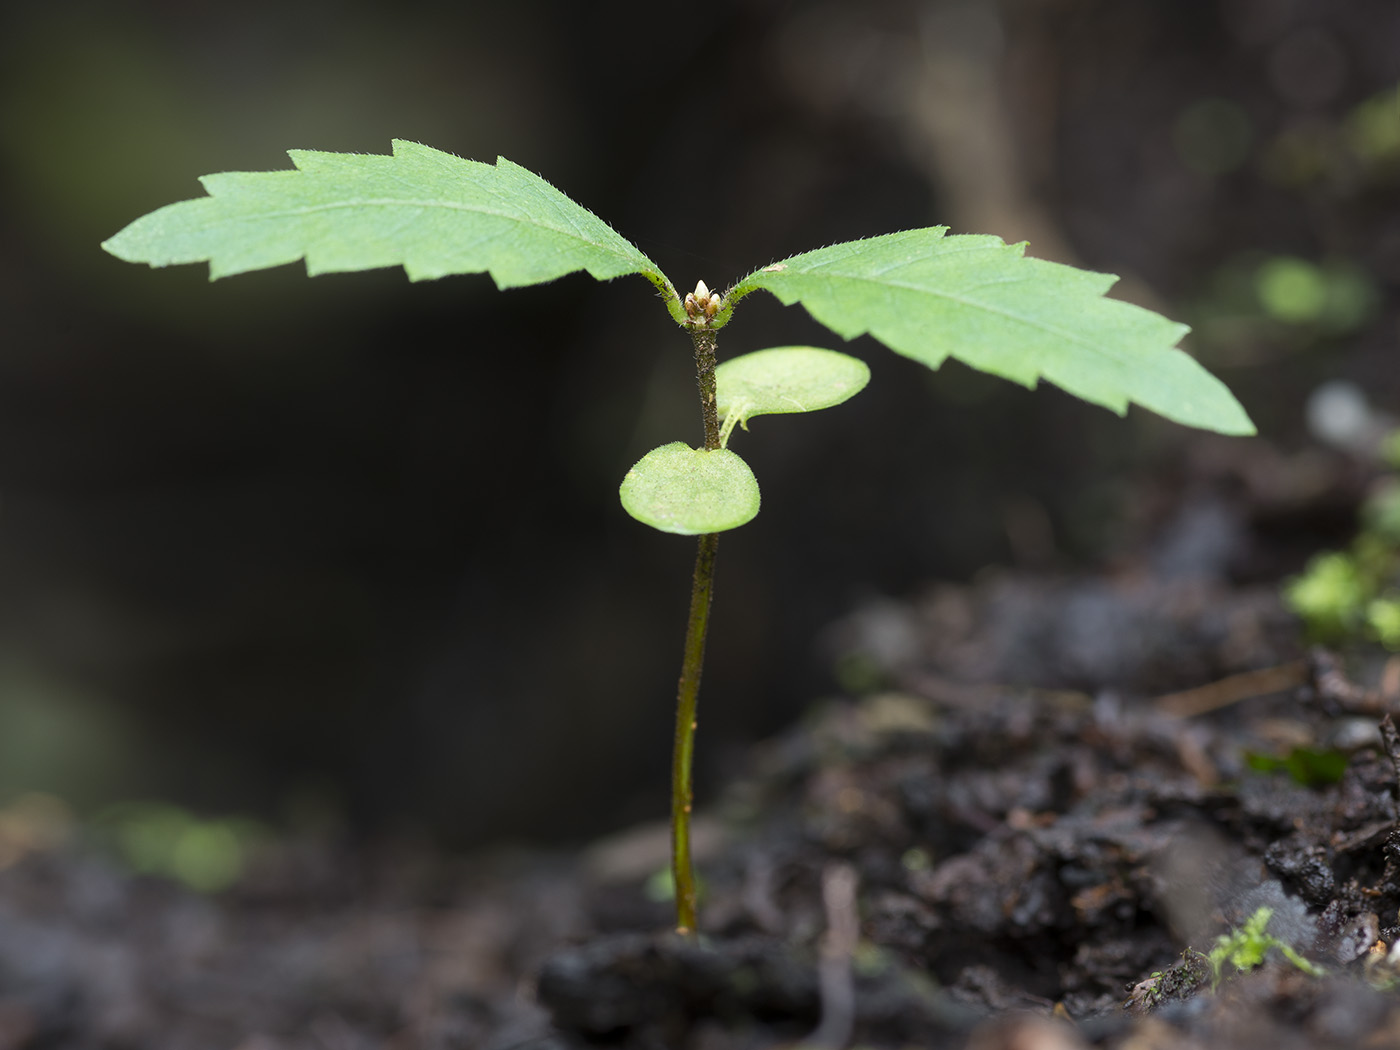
[{"left": 0, "top": 0, "right": 1396, "bottom": 847}]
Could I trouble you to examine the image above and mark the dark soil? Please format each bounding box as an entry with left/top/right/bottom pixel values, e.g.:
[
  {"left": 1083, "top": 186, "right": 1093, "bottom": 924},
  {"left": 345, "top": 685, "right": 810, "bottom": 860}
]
[
  {"left": 1, "top": 1, "right": 1396, "bottom": 1046},
  {"left": 5, "top": 456, "right": 1400, "bottom": 1050}
]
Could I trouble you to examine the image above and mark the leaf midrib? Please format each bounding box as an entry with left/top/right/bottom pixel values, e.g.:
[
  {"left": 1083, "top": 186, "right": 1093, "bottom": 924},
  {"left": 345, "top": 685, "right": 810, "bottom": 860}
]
[
  {"left": 768, "top": 265, "right": 1162, "bottom": 377},
  {"left": 209, "top": 196, "right": 649, "bottom": 269}
]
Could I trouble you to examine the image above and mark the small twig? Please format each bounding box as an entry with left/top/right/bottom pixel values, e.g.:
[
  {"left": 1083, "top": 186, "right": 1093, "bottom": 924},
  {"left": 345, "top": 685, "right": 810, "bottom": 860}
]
[
  {"left": 1378, "top": 715, "right": 1400, "bottom": 878},
  {"left": 1381, "top": 655, "right": 1400, "bottom": 702},
  {"left": 1379, "top": 715, "right": 1400, "bottom": 794},
  {"left": 741, "top": 852, "right": 786, "bottom": 936},
  {"left": 1155, "top": 661, "right": 1307, "bottom": 718},
  {"left": 1308, "top": 648, "right": 1391, "bottom": 716},
  {"left": 807, "top": 863, "right": 860, "bottom": 1050}
]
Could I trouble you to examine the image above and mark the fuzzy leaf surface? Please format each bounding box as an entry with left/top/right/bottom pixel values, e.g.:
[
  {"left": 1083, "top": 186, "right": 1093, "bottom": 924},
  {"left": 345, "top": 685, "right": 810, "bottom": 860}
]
[
  {"left": 716, "top": 346, "right": 870, "bottom": 427},
  {"left": 103, "top": 140, "right": 675, "bottom": 298},
  {"left": 731, "top": 230, "right": 1254, "bottom": 435},
  {"left": 619, "top": 443, "right": 760, "bottom": 535}
]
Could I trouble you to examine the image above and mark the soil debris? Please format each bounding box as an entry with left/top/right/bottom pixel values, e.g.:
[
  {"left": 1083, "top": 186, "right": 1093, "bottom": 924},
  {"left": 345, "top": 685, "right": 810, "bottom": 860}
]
[{"left": 5, "top": 506, "right": 1400, "bottom": 1047}]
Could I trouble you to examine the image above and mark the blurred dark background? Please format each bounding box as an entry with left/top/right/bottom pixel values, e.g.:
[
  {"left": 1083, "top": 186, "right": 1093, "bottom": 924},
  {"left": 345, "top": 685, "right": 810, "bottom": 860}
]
[{"left": 0, "top": 0, "right": 1395, "bottom": 845}]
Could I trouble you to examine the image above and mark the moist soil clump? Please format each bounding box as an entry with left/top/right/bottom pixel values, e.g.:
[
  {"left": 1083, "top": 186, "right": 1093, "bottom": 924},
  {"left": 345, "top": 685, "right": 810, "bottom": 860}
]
[
  {"left": 3, "top": 488, "right": 1400, "bottom": 1049},
  {"left": 537, "top": 646, "right": 1400, "bottom": 1049}
]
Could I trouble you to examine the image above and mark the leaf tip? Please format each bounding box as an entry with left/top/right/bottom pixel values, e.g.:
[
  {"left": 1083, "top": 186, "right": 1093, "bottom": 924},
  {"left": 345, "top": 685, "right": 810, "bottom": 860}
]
[
  {"left": 1217, "top": 412, "right": 1258, "bottom": 437},
  {"left": 100, "top": 223, "right": 159, "bottom": 267}
]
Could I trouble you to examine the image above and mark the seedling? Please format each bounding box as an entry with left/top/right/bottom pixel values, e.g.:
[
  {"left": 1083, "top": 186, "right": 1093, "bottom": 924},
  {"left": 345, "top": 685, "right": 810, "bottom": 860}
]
[
  {"left": 1202, "top": 906, "right": 1326, "bottom": 989},
  {"left": 103, "top": 140, "right": 1255, "bottom": 933},
  {"left": 1286, "top": 428, "right": 1400, "bottom": 650}
]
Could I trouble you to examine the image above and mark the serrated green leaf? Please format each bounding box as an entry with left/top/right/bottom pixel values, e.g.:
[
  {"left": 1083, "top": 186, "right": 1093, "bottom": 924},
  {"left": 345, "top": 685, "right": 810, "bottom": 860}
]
[
  {"left": 102, "top": 140, "right": 679, "bottom": 304},
  {"left": 729, "top": 230, "right": 1255, "bottom": 435},
  {"left": 716, "top": 347, "right": 870, "bottom": 433},
  {"left": 619, "top": 443, "right": 760, "bottom": 535}
]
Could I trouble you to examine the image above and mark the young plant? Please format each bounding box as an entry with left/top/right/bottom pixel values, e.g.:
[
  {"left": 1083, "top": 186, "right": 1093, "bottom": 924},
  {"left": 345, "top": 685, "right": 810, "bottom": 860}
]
[
  {"left": 103, "top": 140, "right": 1255, "bottom": 933},
  {"left": 1286, "top": 428, "right": 1400, "bottom": 650},
  {"left": 1202, "top": 906, "right": 1326, "bottom": 990}
]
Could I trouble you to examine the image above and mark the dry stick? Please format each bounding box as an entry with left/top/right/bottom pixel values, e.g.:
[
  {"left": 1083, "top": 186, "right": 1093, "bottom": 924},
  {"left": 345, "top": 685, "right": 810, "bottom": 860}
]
[
  {"left": 808, "top": 863, "right": 860, "bottom": 1050},
  {"left": 1154, "top": 661, "right": 1308, "bottom": 718},
  {"left": 1380, "top": 715, "right": 1400, "bottom": 793},
  {"left": 671, "top": 323, "right": 722, "bottom": 935},
  {"left": 1309, "top": 647, "right": 1396, "bottom": 716},
  {"left": 1383, "top": 655, "right": 1400, "bottom": 701}
]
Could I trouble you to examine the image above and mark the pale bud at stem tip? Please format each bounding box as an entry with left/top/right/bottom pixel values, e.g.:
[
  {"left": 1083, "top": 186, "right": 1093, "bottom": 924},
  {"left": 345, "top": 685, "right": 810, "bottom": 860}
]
[{"left": 684, "top": 279, "right": 721, "bottom": 321}]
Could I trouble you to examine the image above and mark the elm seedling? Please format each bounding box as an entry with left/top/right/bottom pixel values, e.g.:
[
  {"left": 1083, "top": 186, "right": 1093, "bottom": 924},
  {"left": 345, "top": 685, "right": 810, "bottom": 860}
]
[{"left": 104, "top": 140, "right": 1255, "bottom": 933}]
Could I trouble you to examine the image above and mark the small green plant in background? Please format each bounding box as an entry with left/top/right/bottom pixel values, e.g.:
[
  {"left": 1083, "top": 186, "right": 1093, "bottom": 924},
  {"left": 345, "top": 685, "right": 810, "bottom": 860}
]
[
  {"left": 1243, "top": 746, "right": 1349, "bottom": 788},
  {"left": 93, "top": 801, "right": 267, "bottom": 893},
  {"left": 103, "top": 141, "right": 1254, "bottom": 933},
  {"left": 1204, "top": 907, "right": 1326, "bottom": 990},
  {"left": 1181, "top": 85, "right": 1397, "bottom": 362},
  {"left": 1286, "top": 431, "right": 1400, "bottom": 650}
]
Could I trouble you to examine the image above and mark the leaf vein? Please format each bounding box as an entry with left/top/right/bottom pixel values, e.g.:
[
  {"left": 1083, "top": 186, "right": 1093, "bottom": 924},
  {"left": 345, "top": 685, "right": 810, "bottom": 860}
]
[
  {"left": 786, "top": 269, "right": 1140, "bottom": 367},
  {"left": 225, "top": 197, "right": 639, "bottom": 262}
]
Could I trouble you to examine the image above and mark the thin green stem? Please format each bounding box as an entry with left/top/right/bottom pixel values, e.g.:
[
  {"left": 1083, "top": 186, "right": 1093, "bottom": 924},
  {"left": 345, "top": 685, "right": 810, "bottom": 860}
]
[
  {"left": 671, "top": 324, "right": 723, "bottom": 935},
  {"left": 672, "top": 530, "right": 718, "bottom": 934}
]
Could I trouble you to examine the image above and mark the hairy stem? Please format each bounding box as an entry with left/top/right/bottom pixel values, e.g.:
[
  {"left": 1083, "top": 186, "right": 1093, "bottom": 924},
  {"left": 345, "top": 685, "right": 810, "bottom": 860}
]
[
  {"left": 691, "top": 328, "right": 721, "bottom": 451},
  {"left": 672, "top": 326, "right": 722, "bottom": 935}
]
